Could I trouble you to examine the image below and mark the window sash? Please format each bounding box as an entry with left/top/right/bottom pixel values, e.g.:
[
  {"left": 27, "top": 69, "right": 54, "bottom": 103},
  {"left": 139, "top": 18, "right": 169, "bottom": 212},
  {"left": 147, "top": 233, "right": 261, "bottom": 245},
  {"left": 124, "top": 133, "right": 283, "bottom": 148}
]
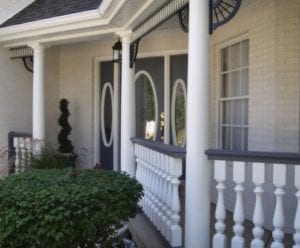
[{"left": 218, "top": 39, "right": 249, "bottom": 151}]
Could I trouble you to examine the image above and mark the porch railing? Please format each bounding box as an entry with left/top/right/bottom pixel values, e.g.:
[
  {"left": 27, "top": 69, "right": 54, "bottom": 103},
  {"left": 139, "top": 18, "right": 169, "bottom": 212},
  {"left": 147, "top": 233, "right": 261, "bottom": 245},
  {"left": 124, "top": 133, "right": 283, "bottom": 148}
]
[
  {"left": 8, "top": 131, "right": 32, "bottom": 174},
  {"left": 132, "top": 138, "right": 186, "bottom": 247},
  {"left": 206, "top": 149, "right": 300, "bottom": 248}
]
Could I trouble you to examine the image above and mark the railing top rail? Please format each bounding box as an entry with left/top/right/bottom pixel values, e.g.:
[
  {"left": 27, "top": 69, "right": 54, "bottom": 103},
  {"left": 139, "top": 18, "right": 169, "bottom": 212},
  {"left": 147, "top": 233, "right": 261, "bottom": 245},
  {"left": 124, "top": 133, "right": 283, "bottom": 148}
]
[
  {"left": 205, "top": 149, "right": 300, "bottom": 165},
  {"left": 8, "top": 131, "right": 32, "bottom": 138},
  {"left": 131, "top": 137, "right": 186, "bottom": 158}
]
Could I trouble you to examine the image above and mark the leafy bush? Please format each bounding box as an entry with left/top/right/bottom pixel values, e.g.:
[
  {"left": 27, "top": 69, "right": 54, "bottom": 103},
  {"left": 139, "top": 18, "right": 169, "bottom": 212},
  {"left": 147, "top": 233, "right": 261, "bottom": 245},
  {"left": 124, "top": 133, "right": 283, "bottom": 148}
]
[
  {"left": 29, "top": 147, "right": 70, "bottom": 169},
  {"left": 0, "top": 169, "right": 143, "bottom": 247}
]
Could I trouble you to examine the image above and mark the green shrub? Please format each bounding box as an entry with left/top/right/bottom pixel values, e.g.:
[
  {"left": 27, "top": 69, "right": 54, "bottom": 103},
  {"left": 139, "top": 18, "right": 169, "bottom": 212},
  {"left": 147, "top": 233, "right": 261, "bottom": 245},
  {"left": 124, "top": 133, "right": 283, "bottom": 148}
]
[
  {"left": 0, "top": 169, "right": 143, "bottom": 247},
  {"left": 29, "top": 148, "right": 69, "bottom": 169}
]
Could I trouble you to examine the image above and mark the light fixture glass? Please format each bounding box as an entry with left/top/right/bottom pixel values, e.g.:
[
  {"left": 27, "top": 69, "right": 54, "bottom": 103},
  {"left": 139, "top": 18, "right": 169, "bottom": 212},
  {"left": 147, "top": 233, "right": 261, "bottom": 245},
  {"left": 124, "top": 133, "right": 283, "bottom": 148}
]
[{"left": 112, "top": 39, "right": 122, "bottom": 63}]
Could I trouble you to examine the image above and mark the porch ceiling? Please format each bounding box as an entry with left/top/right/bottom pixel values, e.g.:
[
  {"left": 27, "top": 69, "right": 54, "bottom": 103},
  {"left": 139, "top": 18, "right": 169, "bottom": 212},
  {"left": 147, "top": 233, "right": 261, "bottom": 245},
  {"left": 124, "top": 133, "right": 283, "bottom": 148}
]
[{"left": 0, "top": 0, "right": 175, "bottom": 48}]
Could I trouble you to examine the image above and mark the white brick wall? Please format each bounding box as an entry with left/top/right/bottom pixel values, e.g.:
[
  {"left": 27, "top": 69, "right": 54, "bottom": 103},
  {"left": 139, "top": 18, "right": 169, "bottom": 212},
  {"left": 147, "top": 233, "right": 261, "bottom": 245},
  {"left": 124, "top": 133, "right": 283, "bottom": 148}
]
[
  {"left": 45, "top": 47, "right": 60, "bottom": 146},
  {"left": 58, "top": 40, "right": 113, "bottom": 168},
  {"left": 0, "top": 47, "right": 32, "bottom": 150}
]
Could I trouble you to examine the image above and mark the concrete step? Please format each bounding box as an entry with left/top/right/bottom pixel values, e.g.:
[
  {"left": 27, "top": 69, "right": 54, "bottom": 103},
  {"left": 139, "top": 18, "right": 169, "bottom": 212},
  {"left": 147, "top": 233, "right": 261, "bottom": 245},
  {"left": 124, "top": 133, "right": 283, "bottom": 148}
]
[{"left": 128, "top": 212, "right": 170, "bottom": 248}]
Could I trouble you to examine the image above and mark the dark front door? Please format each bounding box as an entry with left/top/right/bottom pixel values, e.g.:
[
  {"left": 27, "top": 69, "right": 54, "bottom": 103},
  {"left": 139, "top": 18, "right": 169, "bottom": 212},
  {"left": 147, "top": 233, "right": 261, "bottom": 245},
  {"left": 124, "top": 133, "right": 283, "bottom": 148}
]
[{"left": 99, "top": 61, "right": 114, "bottom": 170}]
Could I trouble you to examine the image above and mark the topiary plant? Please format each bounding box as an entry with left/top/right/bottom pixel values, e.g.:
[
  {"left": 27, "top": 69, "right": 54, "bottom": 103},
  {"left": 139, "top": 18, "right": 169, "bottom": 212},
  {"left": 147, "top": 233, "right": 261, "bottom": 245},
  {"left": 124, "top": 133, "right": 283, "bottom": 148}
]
[
  {"left": 0, "top": 169, "right": 143, "bottom": 247},
  {"left": 57, "top": 99, "right": 74, "bottom": 154}
]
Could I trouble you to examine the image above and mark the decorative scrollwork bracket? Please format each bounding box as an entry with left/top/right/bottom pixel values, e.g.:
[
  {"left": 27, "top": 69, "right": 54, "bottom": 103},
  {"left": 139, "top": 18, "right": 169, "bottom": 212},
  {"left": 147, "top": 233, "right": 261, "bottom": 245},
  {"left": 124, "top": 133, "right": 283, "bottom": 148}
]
[
  {"left": 209, "top": 0, "right": 242, "bottom": 34},
  {"left": 22, "top": 56, "right": 33, "bottom": 73},
  {"left": 177, "top": 0, "right": 242, "bottom": 35},
  {"left": 130, "top": 39, "right": 140, "bottom": 68}
]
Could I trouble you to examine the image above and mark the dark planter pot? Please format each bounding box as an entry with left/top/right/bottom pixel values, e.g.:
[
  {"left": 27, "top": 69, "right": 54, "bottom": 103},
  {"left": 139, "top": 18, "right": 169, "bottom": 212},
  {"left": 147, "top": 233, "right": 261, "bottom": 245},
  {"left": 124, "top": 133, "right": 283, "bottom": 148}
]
[{"left": 60, "top": 153, "right": 78, "bottom": 168}]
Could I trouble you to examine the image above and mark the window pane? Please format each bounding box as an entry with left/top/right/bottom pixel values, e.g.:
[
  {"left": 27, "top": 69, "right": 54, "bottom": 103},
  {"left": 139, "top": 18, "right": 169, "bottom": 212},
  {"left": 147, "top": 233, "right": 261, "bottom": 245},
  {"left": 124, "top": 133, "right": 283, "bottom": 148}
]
[
  {"left": 229, "top": 71, "right": 240, "bottom": 97},
  {"left": 241, "top": 40, "right": 249, "bottom": 67},
  {"left": 232, "top": 127, "right": 243, "bottom": 150},
  {"left": 135, "top": 74, "right": 156, "bottom": 140},
  {"left": 230, "top": 43, "right": 241, "bottom": 70},
  {"left": 241, "top": 68, "right": 249, "bottom": 95},
  {"left": 174, "top": 83, "right": 186, "bottom": 146},
  {"left": 221, "top": 47, "right": 229, "bottom": 72},
  {"left": 232, "top": 100, "right": 243, "bottom": 125},
  {"left": 222, "top": 127, "right": 231, "bottom": 149},
  {"left": 221, "top": 73, "right": 229, "bottom": 97},
  {"left": 222, "top": 101, "right": 231, "bottom": 124}
]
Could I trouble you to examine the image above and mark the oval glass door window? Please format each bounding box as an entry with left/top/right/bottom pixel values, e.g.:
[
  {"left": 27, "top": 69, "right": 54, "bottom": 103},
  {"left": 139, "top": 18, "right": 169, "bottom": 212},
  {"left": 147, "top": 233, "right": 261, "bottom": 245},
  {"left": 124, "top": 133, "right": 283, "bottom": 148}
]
[
  {"left": 171, "top": 79, "right": 187, "bottom": 147},
  {"left": 135, "top": 71, "right": 158, "bottom": 140},
  {"left": 101, "top": 83, "right": 114, "bottom": 147}
]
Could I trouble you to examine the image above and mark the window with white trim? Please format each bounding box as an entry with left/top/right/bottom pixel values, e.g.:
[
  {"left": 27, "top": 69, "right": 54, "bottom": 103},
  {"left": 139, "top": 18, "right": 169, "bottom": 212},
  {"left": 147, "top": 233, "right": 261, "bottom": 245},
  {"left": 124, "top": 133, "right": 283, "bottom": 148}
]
[{"left": 219, "top": 39, "right": 249, "bottom": 151}]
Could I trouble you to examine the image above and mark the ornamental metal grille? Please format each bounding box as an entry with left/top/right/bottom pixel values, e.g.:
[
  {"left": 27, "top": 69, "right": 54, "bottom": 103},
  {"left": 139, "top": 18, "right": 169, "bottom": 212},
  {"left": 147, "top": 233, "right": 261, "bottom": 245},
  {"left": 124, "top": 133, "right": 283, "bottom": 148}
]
[
  {"left": 10, "top": 46, "right": 33, "bottom": 59},
  {"left": 132, "top": 0, "right": 188, "bottom": 42}
]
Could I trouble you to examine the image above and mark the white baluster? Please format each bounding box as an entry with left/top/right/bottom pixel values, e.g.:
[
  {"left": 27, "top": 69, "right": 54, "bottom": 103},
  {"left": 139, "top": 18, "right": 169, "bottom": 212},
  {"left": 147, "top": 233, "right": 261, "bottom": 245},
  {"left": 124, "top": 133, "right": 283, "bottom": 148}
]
[
  {"left": 271, "top": 163, "right": 286, "bottom": 248},
  {"left": 166, "top": 156, "right": 173, "bottom": 241},
  {"left": 14, "top": 137, "right": 20, "bottom": 174},
  {"left": 153, "top": 151, "right": 160, "bottom": 227},
  {"left": 149, "top": 154, "right": 156, "bottom": 223},
  {"left": 134, "top": 145, "right": 140, "bottom": 180},
  {"left": 156, "top": 153, "right": 165, "bottom": 232},
  {"left": 293, "top": 166, "right": 300, "bottom": 248},
  {"left": 19, "top": 138, "right": 26, "bottom": 172},
  {"left": 213, "top": 160, "right": 227, "bottom": 248},
  {"left": 251, "top": 162, "right": 265, "bottom": 248},
  {"left": 169, "top": 157, "right": 182, "bottom": 247},
  {"left": 232, "top": 161, "right": 245, "bottom": 248},
  {"left": 25, "top": 138, "right": 32, "bottom": 169},
  {"left": 161, "top": 155, "right": 169, "bottom": 237}
]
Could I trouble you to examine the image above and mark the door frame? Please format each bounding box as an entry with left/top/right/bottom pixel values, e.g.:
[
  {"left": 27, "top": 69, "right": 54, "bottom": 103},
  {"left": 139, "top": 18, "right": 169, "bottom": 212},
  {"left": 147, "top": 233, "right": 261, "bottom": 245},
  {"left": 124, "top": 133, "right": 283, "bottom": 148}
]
[{"left": 93, "top": 56, "right": 120, "bottom": 171}]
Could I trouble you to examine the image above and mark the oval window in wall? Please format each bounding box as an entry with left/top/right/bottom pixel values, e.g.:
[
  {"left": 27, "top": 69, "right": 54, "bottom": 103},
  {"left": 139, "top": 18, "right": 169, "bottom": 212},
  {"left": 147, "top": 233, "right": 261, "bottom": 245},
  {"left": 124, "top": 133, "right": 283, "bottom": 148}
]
[
  {"left": 101, "top": 82, "right": 114, "bottom": 147},
  {"left": 171, "top": 79, "right": 187, "bottom": 147},
  {"left": 135, "top": 71, "right": 158, "bottom": 140}
]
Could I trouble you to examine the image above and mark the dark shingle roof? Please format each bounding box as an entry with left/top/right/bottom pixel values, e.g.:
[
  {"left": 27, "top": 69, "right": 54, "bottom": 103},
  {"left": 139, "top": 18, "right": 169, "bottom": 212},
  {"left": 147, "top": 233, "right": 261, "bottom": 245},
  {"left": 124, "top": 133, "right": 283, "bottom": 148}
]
[{"left": 0, "top": 0, "right": 103, "bottom": 28}]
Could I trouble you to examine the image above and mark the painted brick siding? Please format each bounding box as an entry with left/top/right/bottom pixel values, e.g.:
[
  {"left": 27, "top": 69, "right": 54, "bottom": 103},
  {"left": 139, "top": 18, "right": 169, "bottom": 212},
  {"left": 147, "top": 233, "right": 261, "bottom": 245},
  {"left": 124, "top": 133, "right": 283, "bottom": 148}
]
[
  {"left": 274, "top": 0, "right": 300, "bottom": 152},
  {"left": 58, "top": 40, "right": 113, "bottom": 168},
  {"left": 0, "top": 47, "right": 32, "bottom": 164},
  {"left": 45, "top": 47, "right": 60, "bottom": 146}
]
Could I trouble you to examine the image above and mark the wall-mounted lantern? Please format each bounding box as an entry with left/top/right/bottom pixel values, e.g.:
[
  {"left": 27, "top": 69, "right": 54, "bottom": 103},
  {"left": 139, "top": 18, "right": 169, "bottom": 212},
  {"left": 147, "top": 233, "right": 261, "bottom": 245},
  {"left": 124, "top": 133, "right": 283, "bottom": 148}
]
[{"left": 112, "top": 39, "right": 122, "bottom": 63}]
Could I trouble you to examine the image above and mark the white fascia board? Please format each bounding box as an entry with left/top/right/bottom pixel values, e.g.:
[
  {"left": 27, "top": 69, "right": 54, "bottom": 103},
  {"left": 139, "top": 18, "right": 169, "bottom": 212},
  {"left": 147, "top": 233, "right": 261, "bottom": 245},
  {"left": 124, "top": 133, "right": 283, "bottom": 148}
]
[
  {"left": 97, "top": 0, "right": 113, "bottom": 16},
  {"left": 0, "top": 10, "right": 107, "bottom": 38},
  {"left": 3, "top": 27, "right": 123, "bottom": 48}
]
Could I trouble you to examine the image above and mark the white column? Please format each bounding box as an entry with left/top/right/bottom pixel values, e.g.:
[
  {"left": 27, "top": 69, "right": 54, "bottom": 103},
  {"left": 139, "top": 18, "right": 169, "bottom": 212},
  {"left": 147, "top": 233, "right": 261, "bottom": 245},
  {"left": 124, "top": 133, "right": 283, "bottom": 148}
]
[
  {"left": 119, "top": 31, "right": 135, "bottom": 177},
  {"left": 30, "top": 43, "right": 46, "bottom": 143},
  {"left": 185, "top": 0, "right": 210, "bottom": 247}
]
